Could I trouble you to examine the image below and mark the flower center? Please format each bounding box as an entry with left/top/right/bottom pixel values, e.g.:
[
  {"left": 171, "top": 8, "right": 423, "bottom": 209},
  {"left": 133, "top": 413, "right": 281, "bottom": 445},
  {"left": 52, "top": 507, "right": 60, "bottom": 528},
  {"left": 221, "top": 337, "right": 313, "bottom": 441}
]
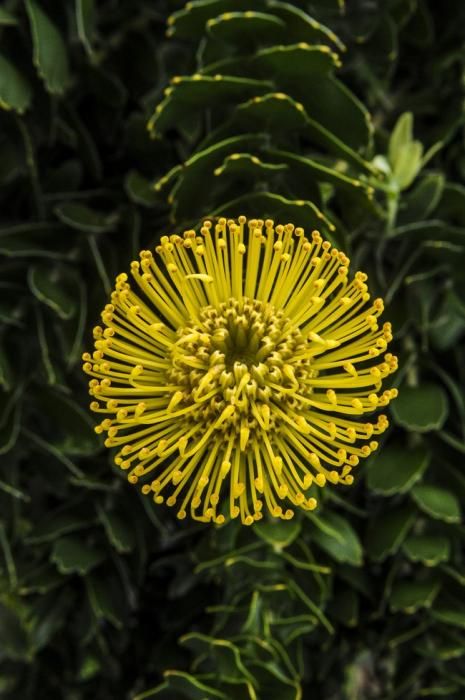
[{"left": 168, "top": 297, "right": 314, "bottom": 441}]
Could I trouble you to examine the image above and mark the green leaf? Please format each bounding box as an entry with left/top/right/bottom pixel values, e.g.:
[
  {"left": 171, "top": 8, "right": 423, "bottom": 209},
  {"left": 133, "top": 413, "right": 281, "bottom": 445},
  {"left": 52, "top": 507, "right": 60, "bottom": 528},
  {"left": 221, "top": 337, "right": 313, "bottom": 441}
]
[
  {"left": 0, "top": 8, "right": 18, "bottom": 25},
  {"left": 310, "top": 511, "right": 363, "bottom": 566},
  {"left": 266, "top": 1, "right": 345, "bottom": 51},
  {"left": 366, "top": 444, "right": 430, "bottom": 496},
  {"left": 389, "top": 112, "right": 413, "bottom": 170},
  {"left": 388, "top": 112, "right": 424, "bottom": 189},
  {"left": 18, "top": 564, "right": 63, "bottom": 595},
  {"left": 366, "top": 506, "right": 416, "bottom": 562},
  {"left": 201, "top": 88, "right": 374, "bottom": 175},
  {"left": 252, "top": 42, "right": 339, "bottom": 79},
  {"left": 78, "top": 655, "right": 101, "bottom": 681},
  {"left": 125, "top": 171, "right": 159, "bottom": 207},
  {"left": 26, "top": 505, "right": 95, "bottom": 543},
  {"left": 390, "top": 579, "right": 440, "bottom": 613},
  {"left": 0, "top": 227, "right": 71, "bottom": 259},
  {"left": 437, "top": 183, "right": 465, "bottom": 226},
  {"left": 167, "top": 0, "right": 254, "bottom": 39},
  {"left": 431, "top": 608, "right": 465, "bottom": 630},
  {"left": 99, "top": 509, "right": 135, "bottom": 554},
  {"left": 403, "top": 535, "right": 450, "bottom": 567},
  {"left": 28, "top": 265, "right": 76, "bottom": 320},
  {"left": 0, "top": 55, "right": 32, "bottom": 114},
  {"left": 206, "top": 11, "right": 286, "bottom": 44},
  {"left": 24, "top": 428, "right": 85, "bottom": 478},
  {"left": 267, "top": 148, "right": 374, "bottom": 196},
  {"left": 54, "top": 202, "right": 119, "bottom": 234},
  {"left": 30, "top": 590, "right": 71, "bottom": 651},
  {"left": 401, "top": 173, "right": 445, "bottom": 223},
  {"left": 330, "top": 589, "right": 358, "bottom": 627},
  {"left": 163, "top": 134, "right": 266, "bottom": 220},
  {"left": 391, "top": 383, "right": 449, "bottom": 432},
  {"left": 25, "top": 0, "right": 71, "bottom": 95},
  {"left": 76, "top": 0, "right": 96, "bottom": 57},
  {"left": 214, "top": 152, "right": 287, "bottom": 178},
  {"left": 302, "top": 75, "right": 373, "bottom": 153},
  {"left": 148, "top": 75, "right": 272, "bottom": 135},
  {"left": 210, "top": 191, "right": 334, "bottom": 231},
  {"left": 411, "top": 484, "right": 461, "bottom": 523},
  {"left": 0, "top": 603, "right": 29, "bottom": 662},
  {"left": 36, "top": 390, "right": 101, "bottom": 456},
  {"left": 51, "top": 536, "right": 104, "bottom": 575},
  {"left": 393, "top": 140, "right": 424, "bottom": 190},
  {"left": 180, "top": 633, "right": 256, "bottom": 685},
  {"left": 86, "top": 570, "right": 125, "bottom": 629},
  {"left": 254, "top": 519, "right": 301, "bottom": 549}
]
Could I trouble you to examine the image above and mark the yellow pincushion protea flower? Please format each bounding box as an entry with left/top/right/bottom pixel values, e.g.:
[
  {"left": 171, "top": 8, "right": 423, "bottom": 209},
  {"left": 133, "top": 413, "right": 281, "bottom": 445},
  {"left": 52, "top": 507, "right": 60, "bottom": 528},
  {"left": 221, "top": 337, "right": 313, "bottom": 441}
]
[{"left": 83, "top": 217, "right": 397, "bottom": 525}]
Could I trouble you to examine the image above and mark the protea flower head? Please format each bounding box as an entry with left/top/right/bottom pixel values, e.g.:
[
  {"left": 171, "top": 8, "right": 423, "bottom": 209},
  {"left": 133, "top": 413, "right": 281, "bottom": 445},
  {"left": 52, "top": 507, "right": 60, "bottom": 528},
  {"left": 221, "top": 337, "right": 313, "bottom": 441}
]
[{"left": 83, "top": 217, "right": 397, "bottom": 525}]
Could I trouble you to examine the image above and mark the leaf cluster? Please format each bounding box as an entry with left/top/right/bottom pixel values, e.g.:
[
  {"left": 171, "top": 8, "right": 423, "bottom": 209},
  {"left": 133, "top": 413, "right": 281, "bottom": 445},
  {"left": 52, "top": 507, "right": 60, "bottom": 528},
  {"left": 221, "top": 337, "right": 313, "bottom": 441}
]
[{"left": 1, "top": 1, "right": 465, "bottom": 699}]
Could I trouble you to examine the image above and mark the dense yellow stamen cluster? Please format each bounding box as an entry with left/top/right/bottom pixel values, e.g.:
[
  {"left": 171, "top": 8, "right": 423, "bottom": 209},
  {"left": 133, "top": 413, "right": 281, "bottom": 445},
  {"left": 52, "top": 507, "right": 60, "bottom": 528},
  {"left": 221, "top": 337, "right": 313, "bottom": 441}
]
[{"left": 83, "top": 217, "right": 397, "bottom": 525}]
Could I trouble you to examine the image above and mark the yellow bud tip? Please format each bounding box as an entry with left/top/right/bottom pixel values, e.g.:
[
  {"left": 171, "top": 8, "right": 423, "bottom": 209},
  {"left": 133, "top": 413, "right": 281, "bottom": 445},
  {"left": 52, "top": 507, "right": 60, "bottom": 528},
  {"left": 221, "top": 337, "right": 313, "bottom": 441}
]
[
  {"left": 233, "top": 483, "right": 245, "bottom": 498},
  {"left": 326, "top": 389, "right": 337, "bottom": 405},
  {"left": 309, "top": 453, "right": 320, "bottom": 468},
  {"left": 221, "top": 461, "right": 231, "bottom": 477},
  {"left": 303, "top": 474, "right": 312, "bottom": 489}
]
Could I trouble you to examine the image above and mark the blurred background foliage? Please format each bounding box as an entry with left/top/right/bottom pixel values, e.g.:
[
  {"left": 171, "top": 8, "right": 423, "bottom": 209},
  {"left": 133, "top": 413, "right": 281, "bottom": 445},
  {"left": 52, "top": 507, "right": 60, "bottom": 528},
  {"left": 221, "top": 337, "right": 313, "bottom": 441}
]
[{"left": 1, "top": 0, "right": 465, "bottom": 698}]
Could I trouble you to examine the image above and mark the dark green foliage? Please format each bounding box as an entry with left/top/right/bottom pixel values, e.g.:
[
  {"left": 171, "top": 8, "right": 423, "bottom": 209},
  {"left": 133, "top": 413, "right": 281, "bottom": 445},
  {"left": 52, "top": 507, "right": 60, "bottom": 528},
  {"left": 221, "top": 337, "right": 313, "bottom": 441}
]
[{"left": 1, "top": 0, "right": 465, "bottom": 698}]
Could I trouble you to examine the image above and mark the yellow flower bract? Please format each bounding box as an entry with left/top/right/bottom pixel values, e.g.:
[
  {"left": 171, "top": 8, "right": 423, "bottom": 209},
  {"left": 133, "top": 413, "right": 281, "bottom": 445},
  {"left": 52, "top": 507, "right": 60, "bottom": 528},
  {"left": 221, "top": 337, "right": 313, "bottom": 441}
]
[{"left": 83, "top": 216, "right": 398, "bottom": 525}]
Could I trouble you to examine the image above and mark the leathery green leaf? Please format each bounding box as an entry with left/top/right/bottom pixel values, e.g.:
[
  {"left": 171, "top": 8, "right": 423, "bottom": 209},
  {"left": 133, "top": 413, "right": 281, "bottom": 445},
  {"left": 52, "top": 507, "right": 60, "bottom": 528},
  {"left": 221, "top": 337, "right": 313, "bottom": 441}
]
[
  {"left": 0, "top": 55, "right": 32, "bottom": 114},
  {"left": 389, "top": 112, "right": 414, "bottom": 170},
  {"left": 54, "top": 202, "right": 119, "bottom": 234},
  {"left": 28, "top": 265, "right": 76, "bottom": 320},
  {"left": 98, "top": 508, "right": 135, "bottom": 554},
  {"left": 0, "top": 603, "right": 29, "bottom": 661},
  {"left": 366, "top": 444, "right": 430, "bottom": 495},
  {"left": 366, "top": 506, "right": 416, "bottom": 562},
  {"left": 330, "top": 589, "right": 358, "bottom": 627},
  {"left": 166, "top": 0, "right": 254, "bottom": 39},
  {"left": 148, "top": 75, "right": 272, "bottom": 135},
  {"left": 86, "top": 570, "right": 125, "bottom": 629},
  {"left": 51, "top": 536, "right": 104, "bottom": 575},
  {"left": 206, "top": 11, "right": 286, "bottom": 44},
  {"left": 411, "top": 484, "right": 461, "bottom": 523},
  {"left": 25, "top": 0, "right": 71, "bottom": 95},
  {"left": 36, "top": 389, "right": 101, "bottom": 456},
  {"left": 255, "top": 519, "right": 301, "bottom": 549},
  {"left": 390, "top": 578, "right": 440, "bottom": 613},
  {"left": 391, "top": 383, "right": 449, "bottom": 432},
  {"left": 76, "top": 0, "right": 96, "bottom": 57},
  {"left": 403, "top": 535, "right": 450, "bottom": 566},
  {"left": 431, "top": 609, "right": 465, "bottom": 630},
  {"left": 310, "top": 511, "right": 363, "bottom": 566},
  {"left": 0, "top": 8, "right": 18, "bottom": 25}
]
